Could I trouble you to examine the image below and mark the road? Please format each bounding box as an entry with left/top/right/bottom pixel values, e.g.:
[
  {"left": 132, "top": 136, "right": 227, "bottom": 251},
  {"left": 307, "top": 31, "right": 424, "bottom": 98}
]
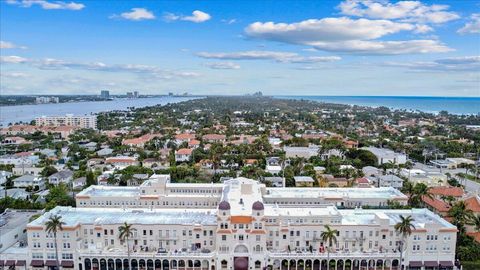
[{"left": 412, "top": 162, "right": 480, "bottom": 194}]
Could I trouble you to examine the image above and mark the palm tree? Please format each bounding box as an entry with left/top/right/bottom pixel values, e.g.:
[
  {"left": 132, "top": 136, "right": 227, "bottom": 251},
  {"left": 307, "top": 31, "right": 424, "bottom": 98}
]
[
  {"left": 410, "top": 183, "right": 433, "bottom": 207},
  {"left": 321, "top": 225, "right": 338, "bottom": 270},
  {"left": 45, "top": 214, "right": 65, "bottom": 270},
  {"left": 468, "top": 215, "right": 480, "bottom": 232},
  {"left": 394, "top": 215, "right": 415, "bottom": 270},
  {"left": 449, "top": 201, "right": 474, "bottom": 233},
  {"left": 119, "top": 222, "right": 133, "bottom": 268}
]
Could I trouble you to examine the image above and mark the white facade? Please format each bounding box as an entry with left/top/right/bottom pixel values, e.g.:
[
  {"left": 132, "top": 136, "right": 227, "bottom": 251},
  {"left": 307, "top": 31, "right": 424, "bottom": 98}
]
[
  {"left": 362, "top": 147, "right": 407, "bottom": 166},
  {"left": 13, "top": 175, "right": 45, "bottom": 189},
  {"left": 35, "top": 114, "right": 97, "bottom": 129},
  {"left": 75, "top": 176, "right": 408, "bottom": 209},
  {"left": 23, "top": 177, "right": 457, "bottom": 270}
]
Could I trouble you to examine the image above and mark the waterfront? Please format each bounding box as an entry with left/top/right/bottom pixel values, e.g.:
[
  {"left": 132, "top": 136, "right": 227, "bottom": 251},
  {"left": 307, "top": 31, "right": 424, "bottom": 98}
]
[
  {"left": 0, "top": 96, "right": 195, "bottom": 126},
  {"left": 278, "top": 96, "right": 480, "bottom": 115}
]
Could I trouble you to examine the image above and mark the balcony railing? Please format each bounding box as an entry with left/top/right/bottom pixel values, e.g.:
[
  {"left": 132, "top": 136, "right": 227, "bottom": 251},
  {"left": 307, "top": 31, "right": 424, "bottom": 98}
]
[
  {"left": 267, "top": 250, "right": 399, "bottom": 259},
  {"left": 78, "top": 248, "right": 215, "bottom": 259}
]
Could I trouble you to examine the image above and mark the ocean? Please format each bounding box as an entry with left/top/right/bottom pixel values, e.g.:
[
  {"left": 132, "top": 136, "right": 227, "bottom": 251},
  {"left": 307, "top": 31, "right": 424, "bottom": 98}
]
[{"left": 275, "top": 96, "right": 480, "bottom": 115}]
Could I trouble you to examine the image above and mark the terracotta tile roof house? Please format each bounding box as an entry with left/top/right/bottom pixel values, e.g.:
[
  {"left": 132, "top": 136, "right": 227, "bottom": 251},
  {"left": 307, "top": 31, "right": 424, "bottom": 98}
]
[
  {"left": 465, "top": 195, "right": 480, "bottom": 213},
  {"left": 202, "top": 134, "right": 226, "bottom": 143},
  {"left": 188, "top": 139, "right": 201, "bottom": 148},
  {"left": 175, "top": 133, "right": 196, "bottom": 143},
  {"left": 122, "top": 134, "right": 162, "bottom": 148},
  {"left": 429, "top": 186, "right": 464, "bottom": 198},
  {"left": 356, "top": 177, "right": 371, "bottom": 188},
  {"left": 422, "top": 196, "right": 451, "bottom": 216},
  {"left": 175, "top": 148, "right": 193, "bottom": 162}
]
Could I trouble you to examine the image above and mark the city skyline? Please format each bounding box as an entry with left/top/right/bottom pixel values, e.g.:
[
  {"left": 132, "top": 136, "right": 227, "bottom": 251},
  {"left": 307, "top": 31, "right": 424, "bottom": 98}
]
[{"left": 1, "top": 0, "right": 479, "bottom": 96}]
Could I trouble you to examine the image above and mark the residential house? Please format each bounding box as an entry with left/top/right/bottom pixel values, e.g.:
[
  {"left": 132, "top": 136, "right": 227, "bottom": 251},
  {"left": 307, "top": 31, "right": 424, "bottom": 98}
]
[
  {"left": 369, "top": 175, "right": 404, "bottom": 189},
  {"left": 265, "top": 157, "right": 282, "bottom": 174},
  {"left": 13, "top": 175, "right": 45, "bottom": 189},
  {"left": 174, "top": 133, "right": 196, "bottom": 145},
  {"left": 12, "top": 166, "right": 42, "bottom": 176},
  {"left": 48, "top": 170, "right": 74, "bottom": 185},
  {"left": 142, "top": 158, "right": 169, "bottom": 169},
  {"left": 294, "top": 176, "right": 315, "bottom": 187},
  {"left": 96, "top": 148, "right": 113, "bottom": 157},
  {"left": 263, "top": 177, "right": 284, "bottom": 187},
  {"left": 175, "top": 148, "right": 193, "bottom": 162},
  {"left": 202, "top": 134, "right": 226, "bottom": 144},
  {"left": 355, "top": 177, "right": 372, "bottom": 188},
  {"left": 72, "top": 177, "right": 87, "bottom": 190},
  {"left": 105, "top": 156, "right": 139, "bottom": 169},
  {"left": 188, "top": 139, "right": 201, "bottom": 149}
]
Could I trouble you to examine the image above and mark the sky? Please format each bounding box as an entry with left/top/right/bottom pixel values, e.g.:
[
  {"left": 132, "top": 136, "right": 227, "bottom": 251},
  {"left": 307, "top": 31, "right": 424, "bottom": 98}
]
[{"left": 0, "top": 0, "right": 479, "bottom": 96}]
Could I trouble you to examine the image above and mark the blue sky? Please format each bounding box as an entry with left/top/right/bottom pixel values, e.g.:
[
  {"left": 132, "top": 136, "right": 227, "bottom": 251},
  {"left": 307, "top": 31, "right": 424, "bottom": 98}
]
[{"left": 1, "top": 0, "right": 479, "bottom": 96}]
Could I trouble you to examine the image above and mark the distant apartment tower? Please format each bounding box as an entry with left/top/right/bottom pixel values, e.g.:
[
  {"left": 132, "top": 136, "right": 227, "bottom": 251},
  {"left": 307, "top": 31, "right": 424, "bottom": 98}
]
[
  {"left": 35, "top": 114, "right": 97, "bottom": 129},
  {"left": 100, "top": 90, "right": 110, "bottom": 99},
  {"left": 35, "top": 96, "right": 59, "bottom": 104},
  {"left": 126, "top": 92, "right": 133, "bottom": 98},
  {"left": 134, "top": 91, "right": 139, "bottom": 98}
]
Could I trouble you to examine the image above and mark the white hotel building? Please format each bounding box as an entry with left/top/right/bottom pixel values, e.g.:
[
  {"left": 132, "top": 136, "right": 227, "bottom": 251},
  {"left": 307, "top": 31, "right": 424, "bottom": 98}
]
[
  {"left": 35, "top": 114, "right": 97, "bottom": 130},
  {"left": 21, "top": 176, "right": 457, "bottom": 270}
]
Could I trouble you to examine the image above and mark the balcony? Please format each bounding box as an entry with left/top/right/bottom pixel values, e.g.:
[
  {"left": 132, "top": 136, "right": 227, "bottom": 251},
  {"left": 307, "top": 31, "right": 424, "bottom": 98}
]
[
  {"left": 267, "top": 249, "right": 399, "bottom": 259},
  {"left": 78, "top": 247, "right": 215, "bottom": 259}
]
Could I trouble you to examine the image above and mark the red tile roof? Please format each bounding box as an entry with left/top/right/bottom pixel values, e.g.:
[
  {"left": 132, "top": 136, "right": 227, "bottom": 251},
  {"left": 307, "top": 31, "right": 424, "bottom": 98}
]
[
  {"left": 175, "top": 133, "right": 196, "bottom": 140},
  {"left": 356, "top": 177, "right": 370, "bottom": 184},
  {"left": 422, "top": 196, "right": 451, "bottom": 213},
  {"left": 429, "top": 186, "right": 464, "bottom": 197},
  {"left": 176, "top": 148, "right": 193, "bottom": 155},
  {"left": 465, "top": 196, "right": 480, "bottom": 213}
]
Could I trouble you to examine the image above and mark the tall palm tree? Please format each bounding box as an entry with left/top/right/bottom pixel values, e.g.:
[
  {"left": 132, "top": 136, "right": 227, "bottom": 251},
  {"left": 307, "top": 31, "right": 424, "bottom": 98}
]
[
  {"left": 45, "top": 214, "right": 65, "bottom": 270},
  {"left": 119, "top": 222, "right": 133, "bottom": 268},
  {"left": 394, "top": 215, "right": 415, "bottom": 270},
  {"left": 321, "top": 225, "right": 338, "bottom": 270},
  {"left": 410, "top": 183, "right": 433, "bottom": 207},
  {"left": 449, "top": 201, "right": 474, "bottom": 233}
]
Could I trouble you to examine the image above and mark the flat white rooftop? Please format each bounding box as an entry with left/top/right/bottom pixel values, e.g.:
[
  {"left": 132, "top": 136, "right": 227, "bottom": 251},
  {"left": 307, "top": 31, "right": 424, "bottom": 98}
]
[
  {"left": 29, "top": 207, "right": 217, "bottom": 227},
  {"left": 29, "top": 206, "right": 454, "bottom": 230},
  {"left": 264, "top": 187, "right": 407, "bottom": 200}
]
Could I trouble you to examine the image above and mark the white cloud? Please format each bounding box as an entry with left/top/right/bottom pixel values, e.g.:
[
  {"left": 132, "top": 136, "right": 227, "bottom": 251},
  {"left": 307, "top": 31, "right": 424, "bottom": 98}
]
[
  {"left": 245, "top": 17, "right": 452, "bottom": 55},
  {"left": 312, "top": 40, "right": 452, "bottom": 55},
  {"left": 0, "top": 41, "right": 26, "bottom": 49},
  {"left": 204, "top": 62, "right": 240, "bottom": 70},
  {"left": 0, "top": 55, "right": 29, "bottom": 63},
  {"left": 246, "top": 17, "right": 415, "bottom": 43},
  {"left": 383, "top": 56, "right": 480, "bottom": 71},
  {"left": 1, "top": 56, "right": 200, "bottom": 80},
  {"left": 115, "top": 8, "right": 156, "bottom": 21},
  {"left": 338, "top": 0, "right": 459, "bottom": 24},
  {"left": 458, "top": 14, "right": 480, "bottom": 35},
  {"left": 197, "top": 50, "right": 341, "bottom": 63},
  {"left": 6, "top": 0, "right": 84, "bottom": 10},
  {"left": 164, "top": 10, "right": 211, "bottom": 23}
]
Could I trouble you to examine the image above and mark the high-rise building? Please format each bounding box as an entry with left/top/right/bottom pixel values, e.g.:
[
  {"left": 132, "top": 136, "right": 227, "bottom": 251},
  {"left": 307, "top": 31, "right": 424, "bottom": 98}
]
[
  {"left": 126, "top": 92, "right": 133, "bottom": 98},
  {"left": 134, "top": 91, "right": 139, "bottom": 98},
  {"left": 100, "top": 90, "right": 110, "bottom": 99}
]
